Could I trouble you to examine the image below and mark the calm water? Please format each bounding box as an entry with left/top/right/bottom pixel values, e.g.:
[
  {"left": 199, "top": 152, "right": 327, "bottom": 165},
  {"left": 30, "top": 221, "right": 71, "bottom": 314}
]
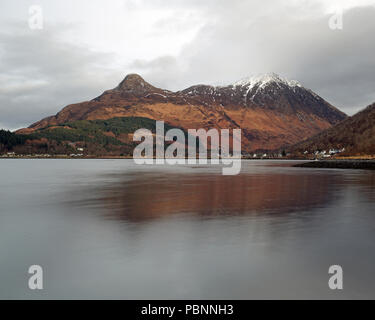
[{"left": 0, "top": 159, "right": 375, "bottom": 299}]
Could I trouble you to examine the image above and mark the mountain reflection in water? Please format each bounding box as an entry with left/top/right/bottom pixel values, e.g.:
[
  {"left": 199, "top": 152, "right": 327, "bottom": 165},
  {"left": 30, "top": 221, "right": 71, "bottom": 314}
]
[{"left": 72, "top": 170, "right": 339, "bottom": 221}]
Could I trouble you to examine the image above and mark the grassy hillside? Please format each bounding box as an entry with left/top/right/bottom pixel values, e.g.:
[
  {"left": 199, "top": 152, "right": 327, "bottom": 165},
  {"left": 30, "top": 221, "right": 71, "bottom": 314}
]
[
  {"left": 1, "top": 117, "right": 188, "bottom": 156},
  {"left": 289, "top": 103, "right": 375, "bottom": 156}
]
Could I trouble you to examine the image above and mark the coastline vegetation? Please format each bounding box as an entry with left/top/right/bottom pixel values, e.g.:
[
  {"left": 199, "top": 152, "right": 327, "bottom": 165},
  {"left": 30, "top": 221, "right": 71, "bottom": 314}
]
[{"left": 0, "top": 117, "right": 187, "bottom": 157}]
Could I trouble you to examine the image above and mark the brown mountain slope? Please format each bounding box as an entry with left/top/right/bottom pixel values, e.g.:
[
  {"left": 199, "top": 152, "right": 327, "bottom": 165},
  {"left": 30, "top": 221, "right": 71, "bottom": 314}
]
[
  {"left": 289, "top": 102, "right": 375, "bottom": 155},
  {"left": 20, "top": 73, "right": 347, "bottom": 152}
]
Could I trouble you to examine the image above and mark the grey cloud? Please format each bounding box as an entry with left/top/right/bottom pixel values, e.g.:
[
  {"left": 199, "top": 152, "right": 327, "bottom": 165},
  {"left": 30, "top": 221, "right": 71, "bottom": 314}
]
[
  {"left": 132, "top": 4, "right": 375, "bottom": 115},
  {"left": 129, "top": 56, "right": 186, "bottom": 89},
  {"left": 0, "top": 24, "right": 123, "bottom": 130}
]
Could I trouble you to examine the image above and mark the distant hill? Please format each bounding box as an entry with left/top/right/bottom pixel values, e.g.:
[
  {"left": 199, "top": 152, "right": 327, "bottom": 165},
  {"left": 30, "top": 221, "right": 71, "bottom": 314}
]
[
  {"left": 1, "top": 117, "right": 183, "bottom": 156},
  {"left": 15, "top": 73, "right": 346, "bottom": 154},
  {"left": 289, "top": 102, "right": 375, "bottom": 156}
]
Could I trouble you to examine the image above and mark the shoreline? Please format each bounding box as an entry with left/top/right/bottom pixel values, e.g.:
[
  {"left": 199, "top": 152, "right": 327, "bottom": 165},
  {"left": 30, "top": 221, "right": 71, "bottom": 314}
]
[{"left": 294, "top": 160, "right": 375, "bottom": 170}]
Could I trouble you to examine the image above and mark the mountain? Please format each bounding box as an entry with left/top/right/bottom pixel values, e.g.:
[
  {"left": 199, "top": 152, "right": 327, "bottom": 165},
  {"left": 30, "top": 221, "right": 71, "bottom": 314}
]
[
  {"left": 289, "top": 102, "right": 375, "bottom": 156},
  {"left": 15, "top": 73, "right": 346, "bottom": 154}
]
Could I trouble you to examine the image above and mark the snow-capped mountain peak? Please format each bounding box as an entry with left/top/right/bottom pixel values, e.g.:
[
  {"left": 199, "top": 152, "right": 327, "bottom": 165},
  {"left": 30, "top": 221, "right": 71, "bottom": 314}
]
[
  {"left": 233, "top": 73, "right": 301, "bottom": 89},
  {"left": 231, "top": 73, "right": 303, "bottom": 104}
]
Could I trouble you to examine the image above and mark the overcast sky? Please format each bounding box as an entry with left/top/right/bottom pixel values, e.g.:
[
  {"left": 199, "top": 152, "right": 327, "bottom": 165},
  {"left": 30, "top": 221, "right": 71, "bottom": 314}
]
[{"left": 1, "top": 0, "right": 375, "bottom": 130}]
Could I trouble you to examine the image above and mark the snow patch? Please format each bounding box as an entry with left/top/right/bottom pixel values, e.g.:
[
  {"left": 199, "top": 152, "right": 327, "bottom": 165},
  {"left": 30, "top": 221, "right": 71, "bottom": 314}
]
[
  {"left": 233, "top": 73, "right": 302, "bottom": 103},
  {"left": 233, "top": 73, "right": 301, "bottom": 89}
]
